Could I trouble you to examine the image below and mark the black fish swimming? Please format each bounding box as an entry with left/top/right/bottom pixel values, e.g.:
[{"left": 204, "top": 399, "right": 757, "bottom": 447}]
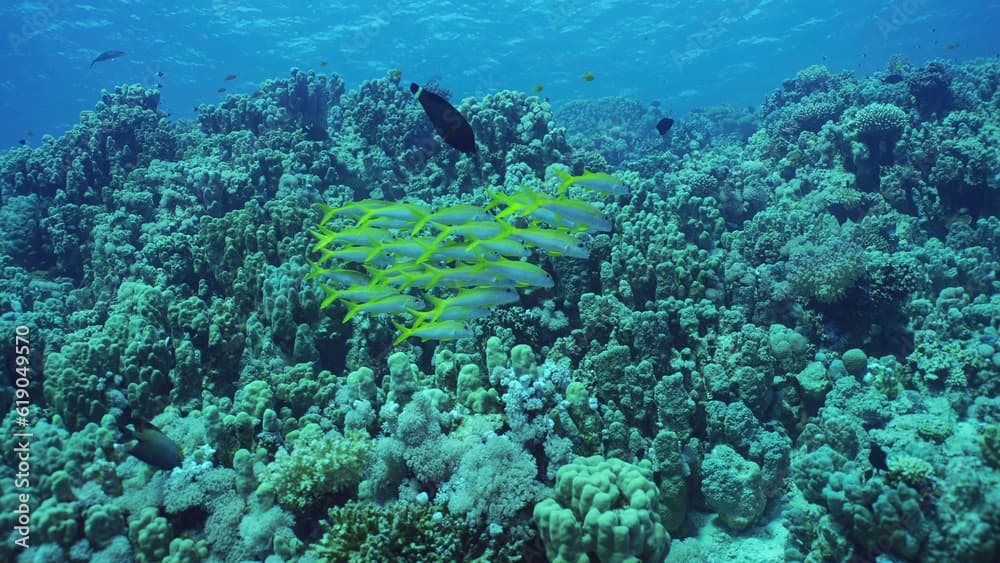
[
  {"left": 122, "top": 408, "right": 183, "bottom": 469},
  {"left": 410, "top": 82, "right": 477, "bottom": 155},
  {"left": 90, "top": 50, "right": 126, "bottom": 68},
  {"left": 656, "top": 117, "right": 674, "bottom": 135},
  {"left": 882, "top": 74, "right": 904, "bottom": 84},
  {"left": 865, "top": 443, "right": 889, "bottom": 480}
]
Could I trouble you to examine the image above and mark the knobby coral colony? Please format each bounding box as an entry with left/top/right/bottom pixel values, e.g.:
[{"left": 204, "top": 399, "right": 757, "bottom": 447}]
[{"left": 307, "top": 174, "right": 618, "bottom": 344}]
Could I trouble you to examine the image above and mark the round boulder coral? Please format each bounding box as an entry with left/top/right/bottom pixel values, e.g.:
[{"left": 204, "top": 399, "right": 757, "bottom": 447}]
[
  {"left": 853, "top": 103, "right": 907, "bottom": 145},
  {"left": 842, "top": 348, "right": 869, "bottom": 377}
]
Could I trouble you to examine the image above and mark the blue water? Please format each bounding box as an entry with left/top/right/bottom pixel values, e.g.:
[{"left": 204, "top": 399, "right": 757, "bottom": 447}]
[{"left": 1, "top": 0, "right": 996, "bottom": 149}]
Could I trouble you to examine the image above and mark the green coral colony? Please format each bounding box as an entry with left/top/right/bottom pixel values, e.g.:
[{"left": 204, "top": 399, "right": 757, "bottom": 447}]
[{"left": 1, "top": 49, "right": 1000, "bottom": 563}]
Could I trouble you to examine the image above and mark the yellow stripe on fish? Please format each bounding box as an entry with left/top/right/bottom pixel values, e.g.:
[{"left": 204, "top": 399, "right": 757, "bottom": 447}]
[
  {"left": 410, "top": 204, "right": 494, "bottom": 235},
  {"left": 481, "top": 258, "right": 554, "bottom": 288},
  {"left": 420, "top": 286, "right": 520, "bottom": 322},
  {"left": 356, "top": 202, "right": 431, "bottom": 227},
  {"left": 487, "top": 188, "right": 612, "bottom": 232},
  {"left": 553, "top": 168, "right": 628, "bottom": 196},
  {"left": 311, "top": 224, "right": 392, "bottom": 252},
  {"left": 319, "top": 283, "right": 396, "bottom": 309},
  {"left": 316, "top": 199, "right": 394, "bottom": 225},
  {"left": 343, "top": 293, "right": 425, "bottom": 322},
  {"left": 392, "top": 319, "right": 473, "bottom": 345}
]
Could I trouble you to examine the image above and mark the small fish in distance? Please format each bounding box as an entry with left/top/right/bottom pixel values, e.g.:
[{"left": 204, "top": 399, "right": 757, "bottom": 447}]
[
  {"left": 656, "top": 117, "right": 674, "bottom": 135},
  {"left": 883, "top": 74, "right": 904, "bottom": 84},
  {"left": 410, "top": 82, "right": 477, "bottom": 155},
  {"left": 224, "top": 73, "right": 237, "bottom": 81},
  {"left": 90, "top": 50, "right": 126, "bottom": 68}
]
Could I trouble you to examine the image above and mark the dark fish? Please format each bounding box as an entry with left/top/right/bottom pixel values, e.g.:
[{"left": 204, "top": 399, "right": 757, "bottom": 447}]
[
  {"left": 533, "top": 84, "right": 544, "bottom": 93},
  {"left": 19, "top": 139, "right": 27, "bottom": 145},
  {"left": 319, "top": 60, "right": 328, "bottom": 67},
  {"left": 90, "top": 50, "right": 125, "bottom": 68},
  {"left": 883, "top": 74, "right": 904, "bottom": 84},
  {"left": 581, "top": 71, "right": 595, "bottom": 82},
  {"left": 217, "top": 87, "right": 227, "bottom": 93},
  {"left": 224, "top": 73, "right": 237, "bottom": 81},
  {"left": 303, "top": 124, "right": 329, "bottom": 142},
  {"left": 156, "top": 71, "right": 164, "bottom": 78},
  {"left": 656, "top": 117, "right": 674, "bottom": 135},
  {"left": 410, "top": 82, "right": 477, "bottom": 155},
  {"left": 944, "top": 42, "right": 960, "bottom": 50},
  {"left": 126, "top": 415, "right": 183, "bottom": 470},
  {"left": 251, "top": 90, "right": 262, "bottom": 98},
  {"left": 869, "top": 443, "right": 888, "bottom": 472}
]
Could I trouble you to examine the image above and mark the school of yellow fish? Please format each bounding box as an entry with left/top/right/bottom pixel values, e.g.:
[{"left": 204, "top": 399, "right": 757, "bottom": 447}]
[{"left": 307, "top": 169, "right": 626, "bottom": 344}]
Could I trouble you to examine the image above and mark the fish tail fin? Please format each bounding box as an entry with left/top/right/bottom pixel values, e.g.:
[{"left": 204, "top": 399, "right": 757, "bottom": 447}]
[
  {"left": 423, "top": 294, "right": 447, "bottom": 321},
  {"left": 392, "top": 320, "right": 414, "bottom": 345},
  {"left": 422, "top": 263, "right": 445, "bottom": 290},
  {"left": 411, "top": 214, "right": 433, "bottom": 235},
  {"left": 310, "top": 225, "right": 339, "bottom": 252},
  {"left": 316, "top": 202, "right": 338, "bottom": 225},
  {"left": 396, "top": 269, "right": 422, "bottom": 290},
  {"left": 364, "top": 244, "right": 388, "bottom": 264},
  {"left": 410, "top": 238, "right": 434, "bottom": 263},
  {"left": 305, "top": 259, "right": 329, "bottom": 281},
  {"left": 405, "top": 307, "right": 429, "bottom": 325},
  {"left": 341, "top": 300, "right": 363, "bottom": 323},
  {"left": 415, "top": 247, "right": 436, "bottom": 264},
  {"left": 431, "top": 225, "right": 456, "bottom": 248},
  {"left": 486, "top": 190, "right": 525, "bottom": 218},
  {"left": 319, "top": 283, "right": 341, "bottom": 309},
  {"left": 553, "top": 168, "right": 575, "bottom": 194}
]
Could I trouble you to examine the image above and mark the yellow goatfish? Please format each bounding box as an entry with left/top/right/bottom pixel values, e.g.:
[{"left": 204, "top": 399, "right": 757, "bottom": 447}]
[
  {"left": 553, "top": 168, "right": 628, "bottom": 196},
  {"left": 393, "top": 320, "right": 473, "bottom": 345},
  {"left": 342, "top": 294, "right": 425, "bottom": 322}
]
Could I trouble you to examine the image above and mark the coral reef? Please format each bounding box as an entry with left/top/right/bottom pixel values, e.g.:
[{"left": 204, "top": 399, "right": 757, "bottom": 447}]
[{"left": 1, "top": 57, "right": 999, "bottom": 563}]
